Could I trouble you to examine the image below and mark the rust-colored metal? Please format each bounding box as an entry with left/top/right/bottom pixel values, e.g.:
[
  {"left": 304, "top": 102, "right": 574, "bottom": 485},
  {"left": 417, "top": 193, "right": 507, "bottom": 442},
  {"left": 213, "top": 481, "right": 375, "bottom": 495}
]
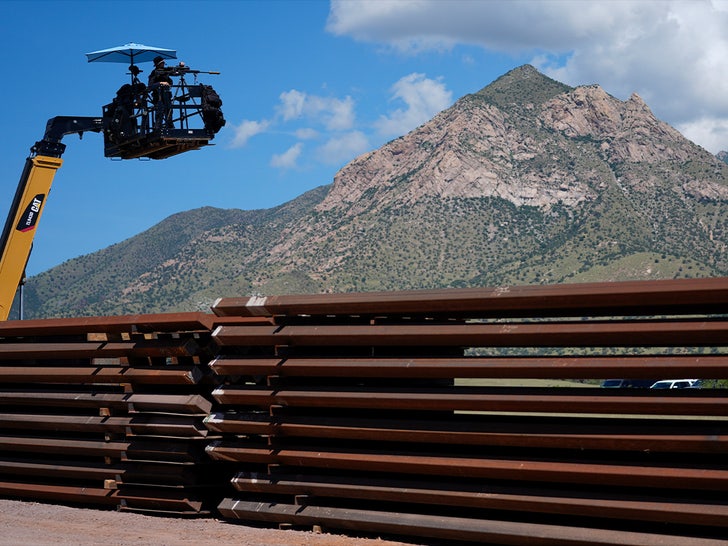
[
  {"left": 0, "top": 312, "right": 224, "bottom": 517},
  {"left": 212, "top": 321, "right": 728, "bottom": 348},
  {"left": 0, "top": 281, "right": 727, "bottom": 537},
  {"left": 0, "top": 436, "right": 202, "bottom": 462},
  {"left": 204, "top": 412, "right": 728, "bottom": 453},
  {"left": 209, "top": 355, "right": 728, "bottom": 379},
  {"left": 0, "top": 391, "right": 213, "bottom": 414},
  {"left": 0, "top": 413, "right": 208, "bottom": 437},
  {"left": 114, "top": 486, "right": 206, "bottom": 513},
  {"left": 0, "top": 312, "right": 214, "bottom": 336},
  {"left": 0, "top": 435, "right": 134, "bottom": 457},
  {"left": 211, "top": 386, "right": 728, "bottom": 416},
  {"left": 231, "top": 472, "right": 728, "bottom": 528},
  {"left": 0, "top": 366, "right": 202, "bottom": 384},
  {"left": 0, "top": 481, "right": 205, "bottom": 513},
  {"left": 0, "top": 481, "right": 120, "bottom": 505},
  {"left": 216, "top": 498, "right": 728, "bottom": 546},
  {"left": 212, "top": 277, "right": 728, "bottom": 319},
  {"left": 0, "top": 459, "right": 122, "bottom": 481},
  {"left": 0, "top": 459, "right": 201, "bottom": 485},
  {"left": 206, "top": 444, "right": 728, "bottom": 491},
  {"left": 0, "top": 311, "right": 271, "bottom": 336},
  {"left": 0, "top": 339, "right": 201, "bottom": 360}
]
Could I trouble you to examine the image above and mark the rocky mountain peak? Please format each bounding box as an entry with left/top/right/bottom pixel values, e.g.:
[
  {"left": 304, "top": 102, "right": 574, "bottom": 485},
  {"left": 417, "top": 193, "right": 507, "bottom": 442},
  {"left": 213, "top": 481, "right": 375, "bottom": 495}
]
[
  {"left": 23, "top": 65, "right": 728, "bottom": 318},
  {"left": 318, "top": 65, "right": 705, "bottom": 214},
  {"left": 541, "top": 85, "right": 691, "bottom": 163}
]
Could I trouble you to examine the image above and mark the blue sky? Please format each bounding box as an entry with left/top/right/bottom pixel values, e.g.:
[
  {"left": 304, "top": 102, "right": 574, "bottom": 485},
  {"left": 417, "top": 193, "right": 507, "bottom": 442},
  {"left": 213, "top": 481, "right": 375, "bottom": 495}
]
[{"left": 2, "top": 0, "right": 728, "bottom": 275}]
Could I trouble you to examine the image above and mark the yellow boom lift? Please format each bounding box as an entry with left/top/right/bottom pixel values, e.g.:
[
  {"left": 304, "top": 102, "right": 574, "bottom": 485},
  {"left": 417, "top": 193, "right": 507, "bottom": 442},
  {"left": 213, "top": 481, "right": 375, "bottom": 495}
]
[{"left": 0, "top": 44, "right": 224, "bottom": 320}]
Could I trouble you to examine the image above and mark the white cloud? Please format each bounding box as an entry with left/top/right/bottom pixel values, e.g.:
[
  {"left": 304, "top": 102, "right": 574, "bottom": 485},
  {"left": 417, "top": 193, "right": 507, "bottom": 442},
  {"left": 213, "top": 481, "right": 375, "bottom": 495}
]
[
  {"left": 328, "top": 0, "right": 728, "bottom": 153},
  {"left": 277, "top": 90, "right": 355, "bottom": 130},
  {"left": 375, "top": 73, "right": 452, "bottom": 137},
  {"left": 230, "top": 119, "right": 271, "bottom": 148},
  {"left": 676, "top": 118, "right": 728, "bottom": 155},
  {"left": 316, "top": 131, "right": 370, "bottom": 165},
  {"left": 327, "top": 0, "right": 634, "bottom": 53},
  {"left": 278, "top": 90, "right": 307, "bottom": 121},
  {"left": 267, "top": 90, "right": 361, "bottom": 169},
  {"left": 317, "top": 95, "right": 356, "bottom": 130},
  {"left": 270, "top": 143, "right": 303, "bottom": 169},
  {"left": 295, "top": 128, "right": 319, "bottom": 140}
]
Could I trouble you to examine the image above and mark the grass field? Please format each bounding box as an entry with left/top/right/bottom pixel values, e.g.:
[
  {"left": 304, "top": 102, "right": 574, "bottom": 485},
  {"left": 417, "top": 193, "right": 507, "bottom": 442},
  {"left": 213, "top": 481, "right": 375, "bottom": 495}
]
[{"left": 455, "top": 378, "right": 595, "bottom": 388}]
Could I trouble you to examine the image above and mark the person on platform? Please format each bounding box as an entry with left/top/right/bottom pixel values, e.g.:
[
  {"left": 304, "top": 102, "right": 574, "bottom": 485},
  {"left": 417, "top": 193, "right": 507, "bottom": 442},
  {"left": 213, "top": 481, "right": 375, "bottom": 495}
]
[{"left": 148, "top": 56, "right": 174, "bottom": 128}]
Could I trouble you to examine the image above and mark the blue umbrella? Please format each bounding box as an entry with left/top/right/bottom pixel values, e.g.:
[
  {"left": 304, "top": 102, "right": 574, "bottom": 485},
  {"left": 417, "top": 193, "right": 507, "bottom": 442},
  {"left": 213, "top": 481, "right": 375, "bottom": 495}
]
[{"left": 85, "top": 42, "right": 177, "bottom": 65}]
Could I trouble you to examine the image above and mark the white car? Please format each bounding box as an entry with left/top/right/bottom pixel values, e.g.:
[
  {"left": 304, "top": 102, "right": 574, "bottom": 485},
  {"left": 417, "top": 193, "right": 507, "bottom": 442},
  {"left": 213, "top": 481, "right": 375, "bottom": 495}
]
[{"left": 649, "top": 379, "right": 699, "bottom": 389}]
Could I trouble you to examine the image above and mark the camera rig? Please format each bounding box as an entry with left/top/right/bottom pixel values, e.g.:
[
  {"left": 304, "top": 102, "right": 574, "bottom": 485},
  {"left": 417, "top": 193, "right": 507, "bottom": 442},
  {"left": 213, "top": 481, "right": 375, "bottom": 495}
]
[{"left": 103, "top": 63, "right": 225, "bottom": 160}]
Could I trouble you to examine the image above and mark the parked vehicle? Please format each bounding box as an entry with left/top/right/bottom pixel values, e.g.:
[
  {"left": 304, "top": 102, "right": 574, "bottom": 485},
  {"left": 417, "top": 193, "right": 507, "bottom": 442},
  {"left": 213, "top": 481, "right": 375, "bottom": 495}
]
[
  {"left": 649, "top": 379, "right": 700, "bottom": 389},
  {"left": 600, "top": 379, "right": 656, "bottom": 388}
]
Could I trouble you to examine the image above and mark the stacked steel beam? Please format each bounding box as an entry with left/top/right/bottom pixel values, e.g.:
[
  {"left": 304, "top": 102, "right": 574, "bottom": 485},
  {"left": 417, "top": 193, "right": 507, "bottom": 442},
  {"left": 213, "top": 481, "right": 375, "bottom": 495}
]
[
  {"left": 0, "top": 312, "right": 230, "bottom": 514},
  {"left": 0, "top": 278, "right": 726, "bottom": 544},
  {"left": 207, "top": 278, "right": 728, "bottom": 545}
]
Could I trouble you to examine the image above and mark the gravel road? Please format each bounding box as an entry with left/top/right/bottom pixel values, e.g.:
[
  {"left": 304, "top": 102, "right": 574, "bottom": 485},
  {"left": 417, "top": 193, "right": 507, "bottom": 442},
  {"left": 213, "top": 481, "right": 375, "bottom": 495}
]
[{"left": 0, "top": 499, "right": 420, "bottom": 546}]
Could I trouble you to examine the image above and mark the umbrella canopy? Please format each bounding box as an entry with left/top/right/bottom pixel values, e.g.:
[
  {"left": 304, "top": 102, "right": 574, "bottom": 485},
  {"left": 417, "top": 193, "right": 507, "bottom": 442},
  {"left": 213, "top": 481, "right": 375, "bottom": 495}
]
[{"left": 85, "top": 42, "right": 177, "bottom": 65}]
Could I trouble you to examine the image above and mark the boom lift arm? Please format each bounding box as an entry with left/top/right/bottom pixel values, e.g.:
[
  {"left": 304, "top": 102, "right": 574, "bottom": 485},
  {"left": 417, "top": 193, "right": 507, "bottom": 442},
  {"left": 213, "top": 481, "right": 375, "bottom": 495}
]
[
  {"left": 0, "top": 117, "right": 102, "bottom": 320},
  {"left": 0, "top": 53, "right": 225, "bottom": 321}
]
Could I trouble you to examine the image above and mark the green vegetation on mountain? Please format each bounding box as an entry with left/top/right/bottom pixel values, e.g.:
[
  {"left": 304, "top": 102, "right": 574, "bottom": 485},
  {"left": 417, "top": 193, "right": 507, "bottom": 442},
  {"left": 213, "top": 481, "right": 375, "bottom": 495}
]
[{"left": 20, "top": 66, "right": 728, "bottom": 318}]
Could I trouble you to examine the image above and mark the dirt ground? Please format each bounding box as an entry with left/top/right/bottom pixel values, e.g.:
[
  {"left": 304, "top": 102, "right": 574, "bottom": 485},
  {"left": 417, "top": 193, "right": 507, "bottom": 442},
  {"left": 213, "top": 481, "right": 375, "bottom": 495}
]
[{"left": 0, "top": 499, "right": 421, "bottom": 546}]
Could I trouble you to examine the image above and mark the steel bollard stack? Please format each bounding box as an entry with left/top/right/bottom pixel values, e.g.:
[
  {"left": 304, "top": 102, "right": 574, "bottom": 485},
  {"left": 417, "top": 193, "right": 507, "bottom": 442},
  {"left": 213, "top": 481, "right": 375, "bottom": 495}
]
[
  {"left": 0, "top": 313, "right": 225, "bottom": 514},
  {"left": 206, "top": 280, "right": 728, "bottom": 545}
]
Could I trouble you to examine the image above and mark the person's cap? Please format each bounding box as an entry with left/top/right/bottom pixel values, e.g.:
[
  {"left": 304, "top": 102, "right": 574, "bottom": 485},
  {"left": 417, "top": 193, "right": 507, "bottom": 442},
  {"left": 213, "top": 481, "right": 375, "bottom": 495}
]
[{"left": 153, "top": 56, "right": 165, "bottom": 66}]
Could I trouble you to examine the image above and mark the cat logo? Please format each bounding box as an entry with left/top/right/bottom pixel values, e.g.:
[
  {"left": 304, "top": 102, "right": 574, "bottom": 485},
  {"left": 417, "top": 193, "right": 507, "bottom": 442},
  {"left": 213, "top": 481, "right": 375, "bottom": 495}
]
[{"left": 16, "top": 194, "right": 45, "bottom": 233}]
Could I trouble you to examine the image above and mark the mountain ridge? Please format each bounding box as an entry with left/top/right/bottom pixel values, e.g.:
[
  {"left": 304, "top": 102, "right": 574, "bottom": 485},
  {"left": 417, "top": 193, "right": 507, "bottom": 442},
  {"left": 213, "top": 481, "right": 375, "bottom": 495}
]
[{"left": 20, "top": 65, "right": 728, "bottom": 318}]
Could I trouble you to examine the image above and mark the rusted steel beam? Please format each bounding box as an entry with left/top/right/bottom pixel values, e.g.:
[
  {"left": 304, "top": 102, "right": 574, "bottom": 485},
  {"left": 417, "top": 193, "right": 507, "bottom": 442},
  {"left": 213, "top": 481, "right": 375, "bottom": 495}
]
[
  {"left": 0, "top": 459, "right": 122, "bottom": 481},
  {"left": 0, "top": 392, "right": 213, "bottom": 414},
  {"left": 99, "top": 338, "right": 202, "bottom": 358},
  {"left": 115, "top": 486, "right": 205, "bottom": 513},
  {"left": 0, "top": 481, "right": 205, "bottom": 513},
  {"left": 212, "top": 321, "right": 728, "bottom": 348},
  {"left": 0, "top": 339, "right": 201, "bottom": 360},
  {"left": 206, "top": 445, "right": 728, "bottom": 491},
  {"left": 0, "top": 436, "right": 202, "bottom": 462},
  {"left": 0, "top": 366, "right": 203, "bottom": 385},
  {"left": 211, "top": 386, "right": 728, "bottom": 416},
  {"left": 121, "top": 439, "right": 204, "bottom": 462},
  {"left": 101, "top": 339, "right": 201, "bottom": 358},
  {"left": 0, "top": 312, "right": 271, "bottom": 337},
  {"left": 117, "top": 462, "right": 205, "bottom": 486},
  {"left": 0, "top": 342, "right": 107, "bottom": 359},
  {"left": 0, "top": 458, "right": 200, "bottom": 484},
  {"left": 0, "top": 413, "right": 208, "bottom": 437},
  {"left": 0, "top": 458, "right": 198, "bottom": 487},
  {"left": 122, "top": 393, "right": 213, "bottom": 414},
  {"left": 0, "top": 436, "right": 133, "bottom": 457},
  {"left": 203, "top": 413, "right": 728, "bottom": 453},
  {"left": 0, "top": 481, "right": 120, "bottom": 505},
  {"left": 212, "top": 277, "right": 728, "bottom": 319},
  {"left": 217, "top": 498, "right": 727, "bottom": 545},
  {"left": 204, "top": 413, "right": 270, "bottom": 436},
  {"left": 0, "top": 312, "right": 216, "bottom": 336},
  {"left": 208, "top": 355, "right": 728, "bottom": 379},
  {"left": 231, "top": 472, "right": 728, "bottom": 528}
]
